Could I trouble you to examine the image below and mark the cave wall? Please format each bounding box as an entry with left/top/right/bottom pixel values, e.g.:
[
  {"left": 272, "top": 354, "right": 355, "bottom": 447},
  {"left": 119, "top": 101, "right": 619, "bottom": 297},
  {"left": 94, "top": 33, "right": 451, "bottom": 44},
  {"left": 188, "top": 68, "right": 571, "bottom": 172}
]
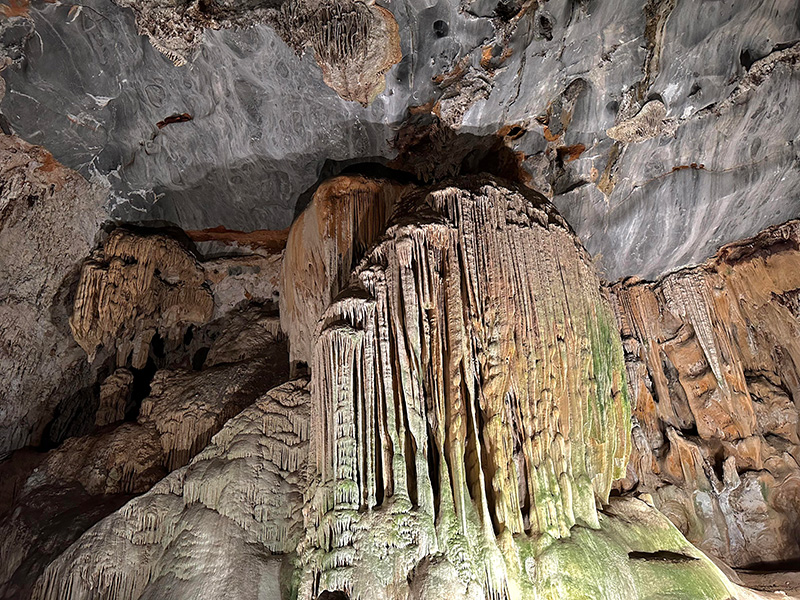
[
  {"left": 0, "top": 133, "right": 106, "bottom": 455},
  {"left": 1, "top": 0, "right": 798, "bottom": 279},
  {"left": 613, "top": 219, "right": 800, "bottom": 568},
  {"left": 23, "top": 175, "right": 772, "bottom": 600}
]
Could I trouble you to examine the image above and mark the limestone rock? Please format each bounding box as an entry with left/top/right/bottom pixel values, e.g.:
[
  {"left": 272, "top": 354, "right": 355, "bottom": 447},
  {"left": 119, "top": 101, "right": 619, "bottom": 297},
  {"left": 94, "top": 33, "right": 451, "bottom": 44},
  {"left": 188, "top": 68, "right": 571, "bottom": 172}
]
[
  {"left": 612, "top": 219, "right": 800, "bottom": 567},
  {"left": 70, "top": 229, "right": 215, "bottom": 368},
  {"left": 138, "top": 356, "right": 289, "bottom": 470},
  {"left": 33, "top": 379, "right": 312, "bottom": 600},
  {"left": 96, "top": 368, "right": 135, "bottom": 427},
  {"left": 31, "top": 176, "right": 774, "bottom": 600},
  {"left": 0, "top": 300, "right": 289, "bottom": 598},
  {"left": 4, "top": 0, "right": 799, "bottom": 282},
  {"left": 300, "top": 175, "right": 630, "bottom": 598},
  {"left": 25, "top": 175, "right": 776, "bottom": 600},
  {"left": 0, "top": 134, "right": 106, "bottom": 455},
  {"left": 280, "top": 174, "right": 408, "bottom": 366}
]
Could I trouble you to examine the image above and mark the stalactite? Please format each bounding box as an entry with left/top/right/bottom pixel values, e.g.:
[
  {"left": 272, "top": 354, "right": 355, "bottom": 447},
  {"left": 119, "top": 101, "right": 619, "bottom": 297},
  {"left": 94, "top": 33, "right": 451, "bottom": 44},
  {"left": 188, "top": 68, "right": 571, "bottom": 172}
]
[{"left": 298, "top": 176, "right": 631, "bottom": 599}]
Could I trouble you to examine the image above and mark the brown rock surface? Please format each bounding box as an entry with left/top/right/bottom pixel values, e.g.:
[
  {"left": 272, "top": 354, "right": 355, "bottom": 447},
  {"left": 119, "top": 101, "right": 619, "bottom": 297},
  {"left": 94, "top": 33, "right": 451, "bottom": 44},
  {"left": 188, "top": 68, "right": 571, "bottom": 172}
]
[
  {"left": 280, "top": 174, "right": 408, "bottom": 366},
  {"left": 95, "top": 368, "right": 134, "bottom": 427},
  {"left": 612, "top": 219, "right": 800, "bottom": 568},
  {"left": 0, "top": 135, "right": 106, "bottom": 454},
  {"left": 70, "top": 229, "right": 215, "bottom": 369}
]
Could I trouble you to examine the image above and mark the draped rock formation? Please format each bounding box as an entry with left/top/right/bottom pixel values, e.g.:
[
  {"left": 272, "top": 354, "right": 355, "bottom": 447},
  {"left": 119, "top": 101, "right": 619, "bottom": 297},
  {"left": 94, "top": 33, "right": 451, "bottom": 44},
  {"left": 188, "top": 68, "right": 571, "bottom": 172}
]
[
  {"left": 25, "top": 175, "right": 771, "bottom": 600},
  {"left": 613, "top": 219, "right": 800, "bottom": 568},
  {"left": 70, "top": 230, "right": 216, "bottom": 369},
  {"left": 300, "top": 175, "right": 631, "bottom": 598},
  {"left": 33, "top": 379, "right": 311, "bottom": 600},
  {"left": 0, "top": 301, "right": 289, "bottom": 599}
]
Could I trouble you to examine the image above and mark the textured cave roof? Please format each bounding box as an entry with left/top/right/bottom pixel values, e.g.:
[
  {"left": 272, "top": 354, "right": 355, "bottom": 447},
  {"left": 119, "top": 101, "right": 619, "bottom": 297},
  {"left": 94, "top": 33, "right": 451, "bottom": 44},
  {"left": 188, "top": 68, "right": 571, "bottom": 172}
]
[{"left": 1, "top": 0, "right": 799, "bottom": 279}]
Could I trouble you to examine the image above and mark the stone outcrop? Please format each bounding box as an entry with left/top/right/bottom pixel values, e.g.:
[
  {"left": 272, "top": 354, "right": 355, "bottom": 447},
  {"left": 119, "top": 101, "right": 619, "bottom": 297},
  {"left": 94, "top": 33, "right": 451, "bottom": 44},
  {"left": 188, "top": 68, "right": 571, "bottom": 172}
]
[
  {"left": 0, "top": 134, "right": 106, "bottom": 455},
  {"left": 26, "top": 176, "right": 770, "bottom": 600},
  {"left": 70, "top": 228, "right": 284, "bottom": 371},
  {"left": 613, "top": 220, "right": 800, "bottom": 568},
  {"left": 280, "top": 174, "right": 407, "bottom": 367},
  {"left": 0, "top": 299, "right": 289, "bottom": 599},
  {"left": 70, "top": 229, "right": 216, "bottom": 368},
  {"left": 112, "top": 0, "right": 401, "bottom": 104},
  {"left": 33, "top": 378, "right": 311, "bottom": 600}
]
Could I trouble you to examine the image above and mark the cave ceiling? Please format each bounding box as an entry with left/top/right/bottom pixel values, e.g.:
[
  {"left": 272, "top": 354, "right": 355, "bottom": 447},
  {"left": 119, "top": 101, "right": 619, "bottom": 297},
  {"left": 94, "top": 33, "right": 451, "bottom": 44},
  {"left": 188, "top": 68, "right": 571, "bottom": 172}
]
[{"left": 1, "top": 0, "right": 799, "bottom": 278}]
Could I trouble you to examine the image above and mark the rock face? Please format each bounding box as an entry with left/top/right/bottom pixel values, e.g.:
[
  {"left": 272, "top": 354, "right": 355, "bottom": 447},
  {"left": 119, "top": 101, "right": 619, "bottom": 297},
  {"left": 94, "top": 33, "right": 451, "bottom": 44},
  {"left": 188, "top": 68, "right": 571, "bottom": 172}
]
[
  {"left": 0, "top": 301, "right": 289, "bottom": 599},
  {"left": 0, "top": 134, "right": 106, "bottom": 455},
  {"left": 26, "top": 176, "right": 767, "bottom": 600},
  {"left": 33, "top": 378, "right": 312, "bottom": 600},
  {"left": 613, "top": 220, "right": 800, "bottom": 568},
  {"left": 280, "top": 174, "right": 407, "bottom": 366},
  {"left": 2, "top": 0, "right": 798, "bottom": 280},
  {"left": 70, "top": 229, "right": 216, "bottom": 368}
]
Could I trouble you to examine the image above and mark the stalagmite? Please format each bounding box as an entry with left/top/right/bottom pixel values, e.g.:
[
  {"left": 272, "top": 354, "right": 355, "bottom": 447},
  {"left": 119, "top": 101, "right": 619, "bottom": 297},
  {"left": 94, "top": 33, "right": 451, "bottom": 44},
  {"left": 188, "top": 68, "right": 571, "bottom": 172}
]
[{"left": 298, "top": 175, "right": 631, "bottom": 599}]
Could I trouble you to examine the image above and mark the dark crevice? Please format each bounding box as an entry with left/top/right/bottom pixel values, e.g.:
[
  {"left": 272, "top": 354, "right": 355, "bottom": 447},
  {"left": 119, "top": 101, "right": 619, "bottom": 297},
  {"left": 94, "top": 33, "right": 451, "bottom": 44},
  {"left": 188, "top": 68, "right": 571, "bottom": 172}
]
[
  {"left": 316, "top": 592, "right": 349, "bottom": 600},
  {"left": 629, "top": 550, "right": 698, "bottom": 562},
  {"left": 426, "top": 424, "right": 441, "bottom": 518},
  {"left": 191, "top": 347, "right": 210, "bottom": 371},
  {"left": 127, "top": 356, "right": 157, "bottom": 420}
]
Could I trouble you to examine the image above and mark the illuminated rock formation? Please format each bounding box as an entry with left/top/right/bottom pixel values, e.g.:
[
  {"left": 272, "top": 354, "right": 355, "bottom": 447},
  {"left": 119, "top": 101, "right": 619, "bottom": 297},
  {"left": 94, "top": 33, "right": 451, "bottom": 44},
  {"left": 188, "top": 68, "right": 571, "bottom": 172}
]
[
  {"left": 613, "top": 220, "right": 800, "bottom": 568},
  {"left": 27, "top": 176, "right": 769, "bottom": 600}
]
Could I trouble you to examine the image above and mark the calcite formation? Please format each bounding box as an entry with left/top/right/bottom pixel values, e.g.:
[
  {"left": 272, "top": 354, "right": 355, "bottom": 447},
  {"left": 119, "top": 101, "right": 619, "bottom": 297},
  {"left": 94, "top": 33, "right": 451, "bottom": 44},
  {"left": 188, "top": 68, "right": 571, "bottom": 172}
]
[
  {"left": 70, "top": 229, "right": 216, "bottom": 369},
  {"left": 33, "top": 378, "right": 312, "bottom": 600},
  {"left": 280, "top": 174, "right": 407, "bottom": 367},
  {"left": 613, "top": 220, "right": 800, "bottom": 568},
  {"left": 2, "top": 0, "right": 800, "bottom": 595},
  {"left": 24, "top": 176, "right": 771, "bottom": 600},
  {"left": 0, "top": 301, "right": 289, "bottom": 599},
  {"left": 114, "top": 0, "right": 401, "bottom": 104}
]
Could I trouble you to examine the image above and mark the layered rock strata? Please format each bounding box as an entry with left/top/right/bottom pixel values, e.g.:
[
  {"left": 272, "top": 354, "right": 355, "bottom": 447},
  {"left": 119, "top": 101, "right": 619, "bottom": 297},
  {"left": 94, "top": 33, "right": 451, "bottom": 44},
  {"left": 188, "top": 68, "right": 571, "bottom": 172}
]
[{"left": 613, "top": 220, "right": 800, "bottom": 568}]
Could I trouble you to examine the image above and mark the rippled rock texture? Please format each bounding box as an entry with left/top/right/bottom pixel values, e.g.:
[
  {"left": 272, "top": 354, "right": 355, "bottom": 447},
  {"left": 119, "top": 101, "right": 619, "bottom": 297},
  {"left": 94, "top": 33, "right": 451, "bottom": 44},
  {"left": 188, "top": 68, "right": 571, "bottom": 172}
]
[
  {"left": 1, "top": 0, "right": 798, "bottom": 279},
  {"left": 613, "top": 220, "right": 800, "bottom": 569}
]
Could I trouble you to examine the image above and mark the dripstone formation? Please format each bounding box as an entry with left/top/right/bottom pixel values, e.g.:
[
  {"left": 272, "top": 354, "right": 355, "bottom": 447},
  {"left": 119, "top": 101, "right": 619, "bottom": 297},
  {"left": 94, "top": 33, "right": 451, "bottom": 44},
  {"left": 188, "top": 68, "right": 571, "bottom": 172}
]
[
  {"left": 1, "top": 0, "right": 800, "bottom": 598},
  {"left": 23, "top": 176, "right": 769, "bottom": 600},
  {"left": 614, "top": 221, "right": 800, "bottom": 568}
]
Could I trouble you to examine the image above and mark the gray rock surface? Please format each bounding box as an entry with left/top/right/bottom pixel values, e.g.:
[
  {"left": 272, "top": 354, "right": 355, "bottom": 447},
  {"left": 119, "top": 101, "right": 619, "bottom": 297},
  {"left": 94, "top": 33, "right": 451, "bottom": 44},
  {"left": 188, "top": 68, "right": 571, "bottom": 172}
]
[{"left": 1, "top": 0, "right": 798, "bottom": 279}]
